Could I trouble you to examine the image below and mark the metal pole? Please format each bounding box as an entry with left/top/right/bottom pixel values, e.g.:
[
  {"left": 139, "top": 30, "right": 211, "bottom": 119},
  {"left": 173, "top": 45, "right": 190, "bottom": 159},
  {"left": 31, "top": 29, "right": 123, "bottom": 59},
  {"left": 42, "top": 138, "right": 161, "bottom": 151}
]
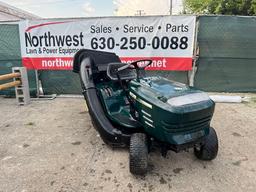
[
  {"left": 35, "top": 70, "right": 40, "bottom": 97},
  {"left": 170, "top": 0, "right": 172, "bottom": 15},
  {"left": 35, "top": 70, "right": 45, "bottom": 97},
  {"left": 188, "top": 17, "right": 200, "bottom": 86}
]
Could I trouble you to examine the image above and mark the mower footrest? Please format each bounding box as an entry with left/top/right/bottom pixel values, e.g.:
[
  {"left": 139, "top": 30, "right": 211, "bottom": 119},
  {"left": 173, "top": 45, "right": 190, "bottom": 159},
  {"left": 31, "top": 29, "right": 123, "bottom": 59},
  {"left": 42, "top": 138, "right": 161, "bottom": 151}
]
[{"left": 112, "top": 113, "right": 140, "bottom": 128}]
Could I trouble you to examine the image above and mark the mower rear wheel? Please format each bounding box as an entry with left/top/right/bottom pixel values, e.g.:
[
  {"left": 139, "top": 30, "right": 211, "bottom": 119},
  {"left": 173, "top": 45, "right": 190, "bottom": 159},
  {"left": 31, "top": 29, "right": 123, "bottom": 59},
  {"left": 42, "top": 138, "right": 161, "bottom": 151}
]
[
  {"left": 194, "top": 127, "right": 218, "bottom": 160},
  {"left": 129, "top": 133, "right": 148, "bottom": 175}
]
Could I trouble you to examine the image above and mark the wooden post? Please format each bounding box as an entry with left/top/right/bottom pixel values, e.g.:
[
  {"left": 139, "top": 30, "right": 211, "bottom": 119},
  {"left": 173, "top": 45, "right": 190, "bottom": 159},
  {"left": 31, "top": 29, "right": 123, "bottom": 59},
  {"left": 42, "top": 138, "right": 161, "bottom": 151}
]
[
  {"left": 0, "top": 67, "right": 30, "bottom": 105},
  {"left": 0, "top": 80, "right": 21, "bottom": 91},
  {"left": 0, "top": 73, "right": 21, "bottom": 81}
]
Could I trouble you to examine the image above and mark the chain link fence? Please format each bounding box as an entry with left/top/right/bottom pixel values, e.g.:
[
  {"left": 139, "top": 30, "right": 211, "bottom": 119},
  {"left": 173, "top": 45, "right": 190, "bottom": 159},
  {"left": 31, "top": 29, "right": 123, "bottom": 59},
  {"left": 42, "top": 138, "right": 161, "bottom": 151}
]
[
  {"left": 1, "top": 16, "right": 256, "bottom": 96},
  {"left": 195, "top": 16, "right": 256, "bottom": 92},
  {"left": 0, "top": 24, "right": 37, "bottom": 96}
]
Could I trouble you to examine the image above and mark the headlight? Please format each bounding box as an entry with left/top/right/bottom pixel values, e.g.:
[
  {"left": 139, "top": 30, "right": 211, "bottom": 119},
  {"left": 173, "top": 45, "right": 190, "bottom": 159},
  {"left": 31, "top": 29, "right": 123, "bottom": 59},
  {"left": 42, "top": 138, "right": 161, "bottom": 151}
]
[{"left": 167, "top": 92, "right": 210, "bottom": 107}]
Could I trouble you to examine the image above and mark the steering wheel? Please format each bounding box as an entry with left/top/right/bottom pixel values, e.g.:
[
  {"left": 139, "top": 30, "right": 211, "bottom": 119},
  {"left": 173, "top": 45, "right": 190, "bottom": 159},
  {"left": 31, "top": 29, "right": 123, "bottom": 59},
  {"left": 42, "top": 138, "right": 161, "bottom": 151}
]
[
  {"left": 130, "top": 59, "right": 152, "bottom": 69},
  {"left": 113, "top": 60, "right": 152, "bottom": 82},
  {"left": 115, "top": 59, "right": 152, "bottom": 73},
  {"left": 116, "top": 63, "right": 131, "bottom": 72}
]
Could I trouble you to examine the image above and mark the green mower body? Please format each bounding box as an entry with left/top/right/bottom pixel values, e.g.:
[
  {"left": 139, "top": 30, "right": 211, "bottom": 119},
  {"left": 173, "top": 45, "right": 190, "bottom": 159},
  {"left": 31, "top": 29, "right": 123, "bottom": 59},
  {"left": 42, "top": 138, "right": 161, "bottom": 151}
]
[
  {"left": 74, "top": 49, "right": 218, "bottom": 175},
  {"left": 98, "top": 76, "right": 214, "bottom": 150}
]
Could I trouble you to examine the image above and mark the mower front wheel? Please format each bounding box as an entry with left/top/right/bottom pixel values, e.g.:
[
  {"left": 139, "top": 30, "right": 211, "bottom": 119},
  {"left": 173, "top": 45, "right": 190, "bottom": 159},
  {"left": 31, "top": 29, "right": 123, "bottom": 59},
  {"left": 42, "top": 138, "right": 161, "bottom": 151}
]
[
  {"left": 129, "top": 133, "right": 148, "bottom": 175},
  {"left": 194, "top": 127, "right": 218, "bottom": 160}
]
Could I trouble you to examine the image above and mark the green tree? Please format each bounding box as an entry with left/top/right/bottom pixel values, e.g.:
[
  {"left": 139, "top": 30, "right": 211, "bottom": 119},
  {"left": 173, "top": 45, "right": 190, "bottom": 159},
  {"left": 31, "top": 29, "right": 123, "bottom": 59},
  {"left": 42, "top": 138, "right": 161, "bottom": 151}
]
[{"left": 184, "top": 0, "right": 256, "bottom": 15}]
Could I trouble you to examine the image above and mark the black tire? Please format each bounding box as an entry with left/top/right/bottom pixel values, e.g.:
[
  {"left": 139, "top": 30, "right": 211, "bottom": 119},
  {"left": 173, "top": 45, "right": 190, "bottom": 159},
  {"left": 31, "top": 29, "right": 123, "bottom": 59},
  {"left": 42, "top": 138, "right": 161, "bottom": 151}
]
[
  {"left": 194, "top": 127, "right": 218, "bottom": 160},
  {"left": 129, "top": 133, "right": 148, "bottom": 175}
]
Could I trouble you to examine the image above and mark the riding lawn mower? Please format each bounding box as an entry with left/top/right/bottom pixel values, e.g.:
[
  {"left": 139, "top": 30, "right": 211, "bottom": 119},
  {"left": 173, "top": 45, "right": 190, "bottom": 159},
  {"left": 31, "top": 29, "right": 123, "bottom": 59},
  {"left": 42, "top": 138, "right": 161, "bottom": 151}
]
[{"left": 73, "top": 49, "right": 218, "bottom": 175}]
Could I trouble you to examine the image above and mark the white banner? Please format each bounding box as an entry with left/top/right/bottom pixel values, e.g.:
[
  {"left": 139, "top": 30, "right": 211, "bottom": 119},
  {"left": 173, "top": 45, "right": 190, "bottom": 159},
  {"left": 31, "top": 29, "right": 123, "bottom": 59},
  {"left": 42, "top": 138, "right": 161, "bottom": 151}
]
[{"left": 19, "top": 16, "right": 196, "bottom": 70}]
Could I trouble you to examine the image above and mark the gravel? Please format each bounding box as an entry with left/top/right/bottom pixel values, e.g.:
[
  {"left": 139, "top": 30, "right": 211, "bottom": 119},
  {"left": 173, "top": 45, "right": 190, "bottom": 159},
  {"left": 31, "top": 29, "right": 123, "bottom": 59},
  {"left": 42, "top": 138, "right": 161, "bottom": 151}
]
[{"left": 0, "top": 96, "right": 255, "bottom": 192}]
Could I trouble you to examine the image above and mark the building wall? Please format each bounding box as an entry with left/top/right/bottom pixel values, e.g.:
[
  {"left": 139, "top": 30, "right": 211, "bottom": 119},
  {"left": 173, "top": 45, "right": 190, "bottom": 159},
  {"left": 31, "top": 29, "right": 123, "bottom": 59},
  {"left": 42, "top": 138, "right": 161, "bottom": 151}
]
[
  {"left": 0, "top": 11, "right": 20, "bottom": 21},
  {"left": 0, "top": 2, "right": 40, "bottom": 22}
]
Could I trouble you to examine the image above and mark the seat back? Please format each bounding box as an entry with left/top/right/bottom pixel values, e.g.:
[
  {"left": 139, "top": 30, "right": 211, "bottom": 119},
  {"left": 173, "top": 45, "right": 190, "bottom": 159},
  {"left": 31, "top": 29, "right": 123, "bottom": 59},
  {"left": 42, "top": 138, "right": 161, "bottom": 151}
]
[{"left": 73, "top": 49, "right": 121, "bottom": 73}]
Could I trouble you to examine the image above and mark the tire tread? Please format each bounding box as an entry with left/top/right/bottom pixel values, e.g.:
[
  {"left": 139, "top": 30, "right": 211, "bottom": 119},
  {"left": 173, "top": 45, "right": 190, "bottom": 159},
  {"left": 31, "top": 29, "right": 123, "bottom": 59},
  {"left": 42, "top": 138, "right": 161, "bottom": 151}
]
[
  {"left": 194, "top": 127, "right": 218, "bottom": 160},
  {"left": 129, "top": 133, "right": 148, "bottom": 175}
]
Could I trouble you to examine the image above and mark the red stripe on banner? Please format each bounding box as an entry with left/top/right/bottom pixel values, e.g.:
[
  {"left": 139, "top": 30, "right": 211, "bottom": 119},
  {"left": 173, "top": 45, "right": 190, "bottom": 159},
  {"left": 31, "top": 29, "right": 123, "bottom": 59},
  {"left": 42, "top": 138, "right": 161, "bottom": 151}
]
[
  {"left": 22, "top": 57, "right": 73, "bottom": 70},
  {"left": 120, "top": 57, "right": 192, "bottom": 71},
  {"left": 22, "top": 57, "right": 192, "bottom": 71},
  {"left": 25, "top": 21, "right": 71, "bottom": 32}
]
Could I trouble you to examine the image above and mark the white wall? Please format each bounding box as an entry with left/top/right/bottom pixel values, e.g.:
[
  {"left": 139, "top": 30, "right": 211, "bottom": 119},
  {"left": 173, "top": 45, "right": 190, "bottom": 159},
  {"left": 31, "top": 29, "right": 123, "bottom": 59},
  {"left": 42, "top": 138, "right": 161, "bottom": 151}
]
[{"left": 0, "top": 11, "right": 20, "bottom": 21}]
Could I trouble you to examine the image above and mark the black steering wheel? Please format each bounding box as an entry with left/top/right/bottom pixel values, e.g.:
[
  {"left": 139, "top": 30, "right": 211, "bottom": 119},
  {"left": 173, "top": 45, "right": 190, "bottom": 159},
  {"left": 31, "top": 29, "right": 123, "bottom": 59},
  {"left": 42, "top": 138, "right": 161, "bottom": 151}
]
[
  {"left": 115, "top": 59, "right": 152, "bottom": 73},
  {"left": 123, "top": 59, "right": 152, "bottom": 81},
  {"left": 130, "top": 59, "right": 152, "bottom": 69},
  {"left": 113, "top": 59, "right": 152, "bottom": 82}
]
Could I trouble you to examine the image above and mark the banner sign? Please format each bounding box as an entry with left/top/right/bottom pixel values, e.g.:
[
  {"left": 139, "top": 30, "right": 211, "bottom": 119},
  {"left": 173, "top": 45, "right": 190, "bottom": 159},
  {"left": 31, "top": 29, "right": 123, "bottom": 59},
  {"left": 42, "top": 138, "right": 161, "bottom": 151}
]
[{"left": 19, "top": 16, "right": 196, "bottom": 71}]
